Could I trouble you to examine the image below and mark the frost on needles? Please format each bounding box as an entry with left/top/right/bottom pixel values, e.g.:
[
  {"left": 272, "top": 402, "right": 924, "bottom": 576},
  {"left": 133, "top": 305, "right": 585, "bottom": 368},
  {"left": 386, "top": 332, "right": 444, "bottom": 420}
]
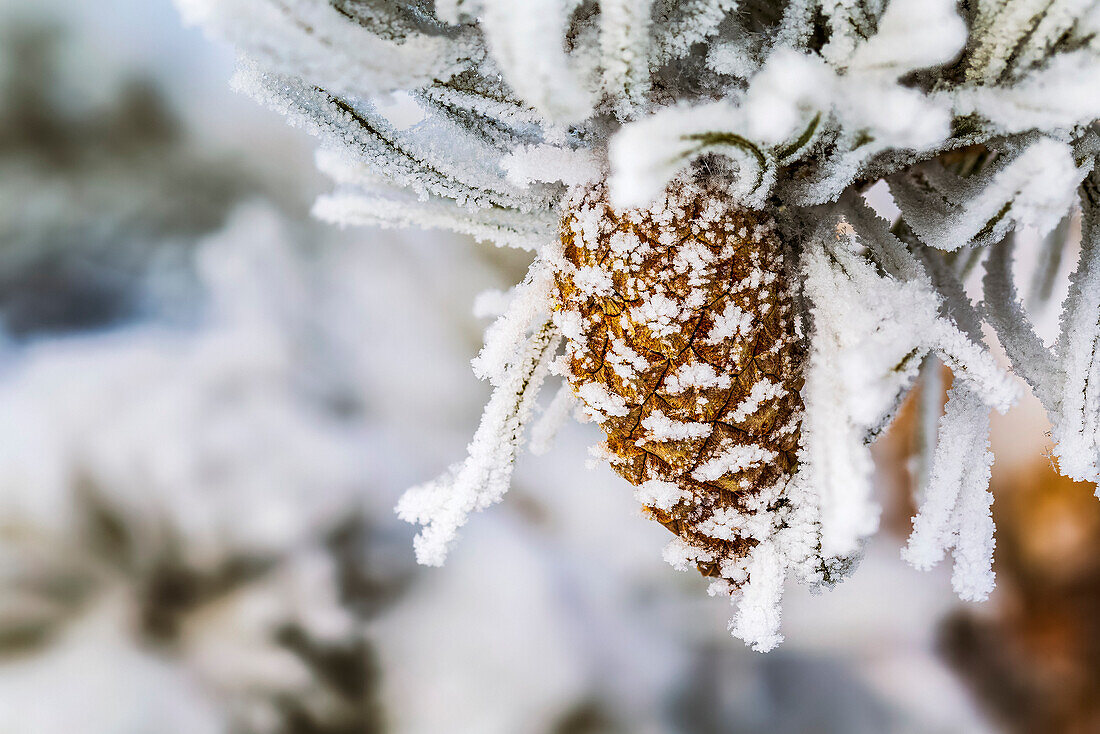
[{"left": 181, "top": 0, "right": 1100, "bottom": 651}]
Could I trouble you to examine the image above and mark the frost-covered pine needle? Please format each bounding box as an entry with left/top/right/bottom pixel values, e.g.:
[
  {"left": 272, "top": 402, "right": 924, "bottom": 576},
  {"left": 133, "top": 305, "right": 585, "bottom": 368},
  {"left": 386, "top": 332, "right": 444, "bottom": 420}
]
[
  {"left": 181, "top": 0, "right": 1100, "bottom": 649},
  {"left": 903, "top": 383, "right": 996, "bottom": 602},
  {"left": 396, "top": 321, "right": 560, "bottom": 566}
]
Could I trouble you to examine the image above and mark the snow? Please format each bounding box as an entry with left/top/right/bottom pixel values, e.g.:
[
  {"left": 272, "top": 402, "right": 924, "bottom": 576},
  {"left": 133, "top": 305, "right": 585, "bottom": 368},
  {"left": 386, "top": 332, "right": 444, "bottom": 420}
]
[
  {"left": 730, "top": 378, "right": 784, "bottom": 422},
  {"left": 607, "top": 28, "right": 959, "bottom": 210},
  {"left": 661, "top": 536, "right": 713, "bottom": 572},
  {"left": 575, "top": 381, "right": 630, "bottom": 421},
  {"left": 800, "top": 206, "right": 1017, "bottom": 565},
  {"left": 633, "top": 478, "right": 686, "bottom": 511},
  {"left": 653, "top": 0, "right": 741, "bottom": 66},
  {"left": 664, "top": 362, "right": 731, "bottom": 393},
  {"left": 1052, "top": 170, "right": 1100, "bottom": 483},
  {"left": 705, "top": 301, "right": 755, "bottom": 343},
  {"left": 632, "top": 293, "right": 682, "bottom": 337},
  {"left": 845, "top": 0, "right": 967, "bottom": 74},
  {"left": 707, "top": 40, "right": 760, "bottom": 79},
  {"left": 889, "top": 138, "right": 1086, "bottom": 252},
  {"left": 729, "top": 542, "right": 786, "bottom": 652},
  {"left": 572, "top": 265, "right": 615, "bottom": 297},
  {"left": 313, "top": 188, "right": 556, "bottom": 251},
  {"left": 501, "top": 144, "right": 601, "bottom": 188},
  {"left": 640, "top": 410, "right": 713, "bottom": 441},
  {"left": 471, "top": 260, "right": 555, "bottom": 384},
  {"left": 373, "top": 90, "right": 427, "bottom": 131},
  {"left": 607, "top": 98, "right": 776, "bottom": 210},
  {"left": 396, "top": 319, "right": 560, "bottom": 566},
  {"left": 692, "top": 443, "right": 776, "bottom": 482},
  {"left": 902, "top": 384, "right": 996, "bottom": 602},
  {"left": 396, "top": 254, "right": 564, "bottom": 567},
  {"left": 951, "top": 51, "right": 1100, "bottom": 133},
  {"left": 477, "top": 0, "right": 596, "bottom": 124},
  {"left": 598, "top": 0, "right": 654, "bottom": 118},
  {"left": 177, "top": 0, "right": 476, "bottom": 100}
]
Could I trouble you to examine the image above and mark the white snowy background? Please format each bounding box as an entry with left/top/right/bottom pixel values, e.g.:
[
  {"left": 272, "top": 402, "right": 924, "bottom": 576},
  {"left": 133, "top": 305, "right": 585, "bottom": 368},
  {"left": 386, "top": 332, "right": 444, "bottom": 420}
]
[{"left": 0, "top": 1, "right": 1069, "bottom": 732}]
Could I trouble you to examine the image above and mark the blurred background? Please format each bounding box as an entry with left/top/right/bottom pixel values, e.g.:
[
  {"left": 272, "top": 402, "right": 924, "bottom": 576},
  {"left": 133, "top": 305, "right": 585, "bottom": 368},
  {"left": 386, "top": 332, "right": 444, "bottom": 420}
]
[{"left": 0, "top": 2, "right": 1096, "bottom": 733}]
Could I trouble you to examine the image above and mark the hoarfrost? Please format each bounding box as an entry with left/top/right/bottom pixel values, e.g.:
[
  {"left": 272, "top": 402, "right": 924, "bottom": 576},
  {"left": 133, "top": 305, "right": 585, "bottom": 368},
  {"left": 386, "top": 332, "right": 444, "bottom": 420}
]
[{"left": 181, "top": 0, "right": 1100, "bottom": 650}]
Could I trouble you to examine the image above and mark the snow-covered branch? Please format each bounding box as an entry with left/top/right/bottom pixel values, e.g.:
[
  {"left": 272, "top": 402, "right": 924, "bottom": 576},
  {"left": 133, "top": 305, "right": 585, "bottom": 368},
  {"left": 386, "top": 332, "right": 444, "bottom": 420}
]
[
  {"left": 902, "top": 383, "right": 996, "bottom": 602},
  {"left": 178, "top": 0, "right": 478, "bottom": 98},
  {"left": 888, "top": 138, "right": 1085, "bottom": 252},
  {"left": 1052, "top": 167, "right": 1100, "bottom": 483}
]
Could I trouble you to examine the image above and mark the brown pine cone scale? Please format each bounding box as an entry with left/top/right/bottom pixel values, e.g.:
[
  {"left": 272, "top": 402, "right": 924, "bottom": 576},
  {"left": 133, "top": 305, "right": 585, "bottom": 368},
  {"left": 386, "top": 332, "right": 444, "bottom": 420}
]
[{"left": 549, "top": 180, "right": 804, "bottom": 584}]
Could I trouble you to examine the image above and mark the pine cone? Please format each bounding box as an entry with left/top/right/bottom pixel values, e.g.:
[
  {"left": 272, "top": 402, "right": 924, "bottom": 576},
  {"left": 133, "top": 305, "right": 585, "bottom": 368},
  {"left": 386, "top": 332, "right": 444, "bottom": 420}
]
[{"left": 550, "top": 180, "right": 804, "bottom": 585}]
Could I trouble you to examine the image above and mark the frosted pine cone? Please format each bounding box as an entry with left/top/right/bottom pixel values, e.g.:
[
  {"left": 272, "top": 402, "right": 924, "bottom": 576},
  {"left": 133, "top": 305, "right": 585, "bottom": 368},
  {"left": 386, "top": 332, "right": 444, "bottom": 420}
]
[{"left": 550, "top": 180, "right": 804, "bottom": 587}]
